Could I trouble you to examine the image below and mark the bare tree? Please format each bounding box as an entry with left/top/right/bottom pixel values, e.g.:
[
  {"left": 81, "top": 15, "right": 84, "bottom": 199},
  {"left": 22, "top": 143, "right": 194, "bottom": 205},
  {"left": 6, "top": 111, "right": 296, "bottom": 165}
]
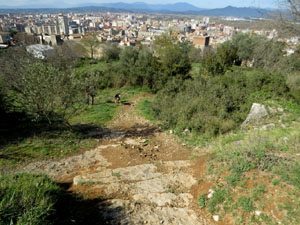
[{"left": 276, "top": 0, "right": 300, "bottom": 35}]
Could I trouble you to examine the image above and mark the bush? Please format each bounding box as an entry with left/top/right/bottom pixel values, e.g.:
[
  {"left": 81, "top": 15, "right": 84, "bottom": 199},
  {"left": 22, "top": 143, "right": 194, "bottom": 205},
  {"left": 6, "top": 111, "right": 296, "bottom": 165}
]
[
  {"left": 0, "top": 173, "right": 61, "bottom": 225},
  {"left": 150, "top": 68, "right": 292, "bottom": 136}
]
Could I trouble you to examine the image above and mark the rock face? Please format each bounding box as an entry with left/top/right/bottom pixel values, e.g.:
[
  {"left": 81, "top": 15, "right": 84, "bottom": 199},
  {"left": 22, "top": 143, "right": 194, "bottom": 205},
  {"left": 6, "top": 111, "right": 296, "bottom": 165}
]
[
  {"left": 26, "top": 44, "right": 54, "bottom": 59},
  {"left": 73, "top": 161, "right": 203, "bottom": 225},
  {"left": 242, "top": 103, "right": 268, "bottom": 127}
]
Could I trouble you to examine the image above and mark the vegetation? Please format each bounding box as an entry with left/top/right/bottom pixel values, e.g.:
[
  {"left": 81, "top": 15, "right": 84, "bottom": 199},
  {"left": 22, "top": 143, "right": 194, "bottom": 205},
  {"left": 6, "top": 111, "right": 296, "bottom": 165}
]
[
  {"left": 0, "top": 173, "right": 61, "bottom": 225},
  {"left": 1, "top": 18, "right": 300, "bottom": 223}
]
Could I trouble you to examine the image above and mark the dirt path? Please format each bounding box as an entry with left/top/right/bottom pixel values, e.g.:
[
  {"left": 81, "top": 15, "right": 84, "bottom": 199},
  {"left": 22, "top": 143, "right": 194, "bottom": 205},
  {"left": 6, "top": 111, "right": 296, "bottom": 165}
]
[{"left": 23, "top": 94, "right": 216, "bottom": 225}]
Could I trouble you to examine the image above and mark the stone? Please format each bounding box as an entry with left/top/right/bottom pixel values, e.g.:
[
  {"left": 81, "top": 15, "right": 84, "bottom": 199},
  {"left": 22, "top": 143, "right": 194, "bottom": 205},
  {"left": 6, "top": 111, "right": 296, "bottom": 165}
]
[
  {"left": 242, "top": 103, "right": 269, "bottom": 127},
  {"left": 124, "top": 138, "right": 140, "bottom": 146},
  {"left": 169, "top": 130, "right": 174, "bottom": 134},
  {"left": 208, "top": 189, "right": 214, "bottom": 199},
  {"left": 255, "top": 211, "right": 262, "bottom": 216},
  {"left": 26, "top": 44, "right": 54, "bottom": 59},
  {"left": 213, "top": 215, "right": 219, "bottom": 222},
  {"left": 267, "top": 106, "right": 277, "bottom": 114},
  {"left": 278, "top": 107, "right": 284, "bottom": 112},
  {"left": 260, "top": 123, "right": 275, "bottom": 130}
]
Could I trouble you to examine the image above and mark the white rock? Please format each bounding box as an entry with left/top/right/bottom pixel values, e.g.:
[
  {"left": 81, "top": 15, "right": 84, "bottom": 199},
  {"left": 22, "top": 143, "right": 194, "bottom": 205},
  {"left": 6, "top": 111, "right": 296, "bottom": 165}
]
[
  {"left": 260, "top": 123, "right": 275, "bottom": 130},
  {"left": 278, "top": 107, "right": 284, "bottom": 112},
  {"left": 268, "top": 106, "right": 277, "bottom": 114},
  {"left": 170, "top": 130, "right": 174, "bottom": 134},
  {"left": 242, "top": 103, "right": 269, "bottom": 126},
  {"left": 124, "top": 138, "right": 140, "bottom": 146},
  {"left": 213, "top": 215, "right": 219, "bottom": 222},
  {"left": 255, "top": 211, "right": 261, "bottom": 216},
  {"left": 26, "top": 44, "right": 54, "bottom": 59},
  {"left": 207, "top": 192, "right": 214, "bottom": 199}
]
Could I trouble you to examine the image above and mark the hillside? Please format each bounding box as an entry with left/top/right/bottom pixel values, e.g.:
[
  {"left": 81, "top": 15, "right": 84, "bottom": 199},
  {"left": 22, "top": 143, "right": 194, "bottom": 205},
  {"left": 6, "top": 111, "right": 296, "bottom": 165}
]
[
  {"left": 0, "top": 3, "right": 271, "bottom": 18},
  {"left": 1, "top": 31, "right": 300, "bottom": 224}
]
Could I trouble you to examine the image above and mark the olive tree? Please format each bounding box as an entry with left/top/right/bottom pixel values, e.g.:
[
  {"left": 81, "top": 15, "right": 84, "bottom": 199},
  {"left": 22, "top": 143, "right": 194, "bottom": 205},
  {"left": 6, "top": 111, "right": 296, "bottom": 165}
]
[{"left": 8, "top": 62, "right": 83, "bottom": 124}]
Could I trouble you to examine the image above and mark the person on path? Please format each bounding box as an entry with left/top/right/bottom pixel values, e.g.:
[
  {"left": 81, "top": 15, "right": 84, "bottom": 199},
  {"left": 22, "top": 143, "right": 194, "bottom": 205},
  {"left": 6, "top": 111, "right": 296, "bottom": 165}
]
[{"left": 115, "top": 93, "right": 121, "bottom": 104}]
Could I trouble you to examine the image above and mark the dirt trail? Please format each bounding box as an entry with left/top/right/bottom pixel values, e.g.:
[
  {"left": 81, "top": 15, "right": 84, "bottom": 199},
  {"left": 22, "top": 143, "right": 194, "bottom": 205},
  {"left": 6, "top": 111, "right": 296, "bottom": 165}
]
[{"left": 23, "top": 94, "right": 216, "bottom": 225}]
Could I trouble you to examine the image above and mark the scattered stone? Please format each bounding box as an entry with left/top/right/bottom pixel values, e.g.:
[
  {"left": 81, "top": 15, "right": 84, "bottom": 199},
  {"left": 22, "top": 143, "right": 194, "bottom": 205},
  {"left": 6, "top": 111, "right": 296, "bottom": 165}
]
[
  {"left": 213, "top": 215, "right": 219, "bottom": 222},
  {"left": 278, "top": 107, "right": 284, "bottom": 112},
  {"left": 255, "top": 211, "right": 262, "bottom": 216},
  {"left": 125, "top": 138, "right": 140, "bottom": 146},
  {"left": 281, "top": 124, "right": 286, "bottom": 128},
  {"left": 283, "top": 137, "right": 289, "bottom": 143},
  {"left": 169, "top": 130, "right": 174, "bottom": 134},
  {"left": 183, "top": 129, "right": 189, "bottom": 135},
  {"left": 234, "top": 140, "right": 243, "bottom": 145},
  {"left": 261, "top": 123, "right": 275, "bottom": 130},
  {"left": 267, "top": 106, "right": 277, "bottom": 114},
  {"left": 208, "top": 189, "right": 214, "bottom": 199}
]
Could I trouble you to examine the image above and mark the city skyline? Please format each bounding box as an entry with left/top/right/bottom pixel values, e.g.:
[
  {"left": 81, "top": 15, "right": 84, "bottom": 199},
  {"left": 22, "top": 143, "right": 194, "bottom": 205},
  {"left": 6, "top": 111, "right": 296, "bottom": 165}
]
[{"left": 0, "top": 0, "right": 278, "bottom": 9}]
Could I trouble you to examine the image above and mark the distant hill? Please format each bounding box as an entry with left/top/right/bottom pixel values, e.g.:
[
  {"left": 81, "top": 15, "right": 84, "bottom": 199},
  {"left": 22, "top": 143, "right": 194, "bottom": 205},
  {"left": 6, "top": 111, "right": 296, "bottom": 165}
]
[
  {"left": 0, "top": 3, "right": 271, "bottom": 18},
  {"left": 96, "top": 2, "right": 205, "bottom": 12},
  {"left": 197, "top": 6, "right": 269, "bottom": 18}
]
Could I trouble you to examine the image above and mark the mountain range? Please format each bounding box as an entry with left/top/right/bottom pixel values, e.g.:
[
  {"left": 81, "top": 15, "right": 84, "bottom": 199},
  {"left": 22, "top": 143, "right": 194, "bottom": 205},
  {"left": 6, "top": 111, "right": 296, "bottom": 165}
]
[{"left": 0, "top": 2, "right": 271, "bottom": 18}]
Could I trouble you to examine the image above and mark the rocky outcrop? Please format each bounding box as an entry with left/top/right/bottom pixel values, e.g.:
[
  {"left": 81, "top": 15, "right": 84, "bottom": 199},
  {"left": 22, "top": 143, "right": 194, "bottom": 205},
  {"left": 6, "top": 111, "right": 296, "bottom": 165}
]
[{"left": 242, "top": 103, "right": 269, "bottom": 127}]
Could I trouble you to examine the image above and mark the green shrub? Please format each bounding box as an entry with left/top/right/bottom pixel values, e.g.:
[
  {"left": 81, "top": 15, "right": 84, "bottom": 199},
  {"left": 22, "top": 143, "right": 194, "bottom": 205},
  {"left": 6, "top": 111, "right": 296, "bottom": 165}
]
[
  {"left": 0, "top": 173, "right": 61, "bottom": 225},
  {"left": 198, "top": 194, "right": 207, "bottom": 209}
]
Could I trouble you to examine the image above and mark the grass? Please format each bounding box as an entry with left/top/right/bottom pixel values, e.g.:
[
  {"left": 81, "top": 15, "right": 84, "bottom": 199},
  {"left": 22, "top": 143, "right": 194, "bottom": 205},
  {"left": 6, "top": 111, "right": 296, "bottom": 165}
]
[
  {"left": 71, "top": 86, "right": 151, "bottom": 127},
  {"left": 136, "top": 97, "right": 156, "bottom": 122},
  {"left": 197, "top": 121, "right": 300, "bottom": 223},
  {"left": 0, "top": 173, "right": 61, "bottom": 225},
  {"left": 112, "top": 172, "right": 121, "bottom": 177},
  {"left": 0, "top": 172, "right": 109, "bottom": 225}
]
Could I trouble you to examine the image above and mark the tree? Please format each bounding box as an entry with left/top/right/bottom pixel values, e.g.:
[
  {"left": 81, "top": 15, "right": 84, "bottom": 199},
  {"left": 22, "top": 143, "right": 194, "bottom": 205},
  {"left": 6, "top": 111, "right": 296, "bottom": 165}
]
[
  {"left": 102, "top": 42, "right": 121, "bottom": 62},
  {"left": 80, "top": 31, "right": 100, "bottom": 59},
  {"left": 275, "top": 0, "right": 300, "bottom": 35},
  {"left": 153, "top": 33, "right": 191, "bottom": 79},
  {"left": 201, "top": 41, "right": 240, "bottom": 75},
  {"left": 76, "top": 69, "right": 101, "bottom": 105},
  {"left": 7, "top": 62, "right": 83, "bottom": 124},
  {"left": 231, "top": 33, "right": 259, "bottom": 66}
]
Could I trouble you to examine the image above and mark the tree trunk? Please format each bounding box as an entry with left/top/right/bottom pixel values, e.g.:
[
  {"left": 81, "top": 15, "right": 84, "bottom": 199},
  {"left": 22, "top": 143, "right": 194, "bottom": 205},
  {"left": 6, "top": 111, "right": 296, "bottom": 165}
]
[
  {"left": 86, "top": 92, "right": 90, "bottom": 105},
  {"left": 91, "top": 95, "right": 95, "bottom": 105}
]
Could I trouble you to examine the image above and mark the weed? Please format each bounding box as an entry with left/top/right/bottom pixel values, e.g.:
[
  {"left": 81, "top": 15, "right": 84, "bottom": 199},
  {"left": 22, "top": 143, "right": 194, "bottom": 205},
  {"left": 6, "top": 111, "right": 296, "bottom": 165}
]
[
  {"left": 237, "top": 197, "right": 255, "bottom": 212},
  {"left": 112, "top": 172, "right": 121, "bottom": 177},
  {"left": 252, "top": 184, "right": 267, "bottom": 201},
  {"left": 198, "top": 194, "right": 207, "bottom": 209},
  {"left": 272, "top": 179, "right": 280, "bottom": 186},
  {"left": 226, "top": 172, "right": 242, "bottom": 187},
  {"left": 208, "top": 188, "right": 227, "bottom": 214},
  {"left": 168, "top": 186, "right": 175, "bottom": 194}
]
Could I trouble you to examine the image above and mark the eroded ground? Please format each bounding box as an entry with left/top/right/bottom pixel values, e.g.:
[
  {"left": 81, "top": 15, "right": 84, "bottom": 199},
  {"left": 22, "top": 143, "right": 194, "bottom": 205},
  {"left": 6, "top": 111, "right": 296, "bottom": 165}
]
[{"left": 22, "top": 94, "right": 216, "bottom": 225}]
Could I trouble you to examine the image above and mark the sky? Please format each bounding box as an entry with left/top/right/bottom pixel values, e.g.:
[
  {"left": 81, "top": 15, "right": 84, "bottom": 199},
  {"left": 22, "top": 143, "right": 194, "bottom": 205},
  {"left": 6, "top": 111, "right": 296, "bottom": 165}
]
[{"left": 0, "top": 0, "right": 279, "bottom": 9}]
